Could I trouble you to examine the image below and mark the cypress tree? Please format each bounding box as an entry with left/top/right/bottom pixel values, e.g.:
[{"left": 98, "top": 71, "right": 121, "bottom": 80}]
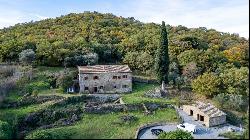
[{"left": 154, "top": 21, "right": 170, "bottom": 85}]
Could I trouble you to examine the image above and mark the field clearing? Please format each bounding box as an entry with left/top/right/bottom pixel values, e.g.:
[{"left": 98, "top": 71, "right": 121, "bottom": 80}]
[{"left": 26, "top": 108, "right": 178, "bottom": 139}]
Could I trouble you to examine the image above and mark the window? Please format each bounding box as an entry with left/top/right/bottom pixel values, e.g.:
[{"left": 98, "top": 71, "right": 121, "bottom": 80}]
[
  {"left": 113, "top": 76, "right": 117, "bottom": 79},
  {"left": 122, "top": 85, "right": 128, "bottom": 88},
  {"left": 84, "top": 87, "right": 89, "bottom": 90},
  {"left": 84, "top": 77, "right": 88, "bottom": 80},
  {"left": 118, "top": 76, "right": 121, "bottom": 79},
  {"left": 113, "top": 85, "right": 117, "bottom": 89},
  {"left": 93, "top": 76, "right": 99, "bottom": 80},
  {"left": 122, "top": 75, "right": 127, "bottom": 78},
  {"left": 100, "top": 86, "right": 104, "bottom": 89}
]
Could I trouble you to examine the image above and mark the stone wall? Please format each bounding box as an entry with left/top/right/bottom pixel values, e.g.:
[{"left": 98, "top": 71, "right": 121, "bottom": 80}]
[
  {"left": 132, "top": 76, "right": 157, "bottom": 84},
  {"left": 135, "top": 122, "right": 178, "bottom": 139},
  {"left": 183, "top": 105, "right": 209, "bottom": 126},
  {"left": 86, "top": 94, "right": 121, "bottom": 103},
  {"left": 182, "top": 105, "right": 226, "bottom": 127},
  {"left": 0, "top": 95, "right": 64, "bottom": 108},
  {"left": 209, "top": 115, "right": 226, "bottom": 127},
  {"left": 84, "top": 103, "right": 173, "bottom": 114},
  {"left": 84, "top": 104, "right": 143, "bottom": 114},
  {"left": 79, "top": 72, "right": 132, "bottom": 93}
]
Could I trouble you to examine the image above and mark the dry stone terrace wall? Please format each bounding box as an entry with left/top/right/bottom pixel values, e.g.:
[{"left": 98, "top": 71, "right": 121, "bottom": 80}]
[
  {"left": 132, "top": 76, "right": 158, "bottom": 84},
  {"left": 49, "top": 94, "right": 121, "bottom": 107},
  {"left": 84, "top": 103, "right": 174, "bottom": 114},
  {"left": 87, "top": 94, "right": 121, "bottom": 103},
  {"left": 0, "top": 95, "right": 65, "bottom": 108}
]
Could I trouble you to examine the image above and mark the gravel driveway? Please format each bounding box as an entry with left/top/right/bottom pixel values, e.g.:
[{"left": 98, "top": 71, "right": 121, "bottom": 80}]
[{"left": 138, "top": 107, "right": 243, "bottom": 139}]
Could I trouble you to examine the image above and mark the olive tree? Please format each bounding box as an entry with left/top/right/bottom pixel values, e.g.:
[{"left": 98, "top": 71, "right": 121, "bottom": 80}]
[
  {"left": 19, "top": 49, "right": 36, "bottom": 65},
  {"left": 191, "top": 72, "right": 221, "bottom": 98}
]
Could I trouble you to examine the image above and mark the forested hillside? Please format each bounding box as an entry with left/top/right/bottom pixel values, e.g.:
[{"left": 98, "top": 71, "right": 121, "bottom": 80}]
[
  {"left": 0, "top": 11, "right": 248, "bottom": 67},
  {"left": 1, "top": 11, "right": 249, "bottom": 93}
]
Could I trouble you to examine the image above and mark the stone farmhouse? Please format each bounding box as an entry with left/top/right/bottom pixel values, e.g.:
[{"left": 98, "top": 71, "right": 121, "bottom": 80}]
[
  {"left": 78, "top": 65, "right": 132, "bottom": 94},
  {"left": 182, "top": 101, "right": 226, "bottom": 127}
]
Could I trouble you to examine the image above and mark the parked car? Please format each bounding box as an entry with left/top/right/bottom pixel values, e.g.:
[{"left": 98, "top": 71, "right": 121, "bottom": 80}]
[
  {"left": 177, "top": 123, "right": 197, "bottom": 134},
  {"left": 151, "top": 129, "right": 164, "bottom": 136},
  {"left": 227, "top": 127, "right": 236, "bottom": 132}
]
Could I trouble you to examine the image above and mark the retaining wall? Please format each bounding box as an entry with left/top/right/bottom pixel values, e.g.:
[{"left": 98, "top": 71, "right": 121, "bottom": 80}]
[
  {"left": 135, "top": 122, "right": 178, "bottom": 139},
  {"left": 132, "top": 76, "right": 158, "bottom": 84}
]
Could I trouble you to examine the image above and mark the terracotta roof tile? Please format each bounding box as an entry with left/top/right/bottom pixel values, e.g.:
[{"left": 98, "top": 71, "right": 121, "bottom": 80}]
[
  {"left": 78, "top": 65, "right": 132, "bottom": 73},
  {"left": 192, "top": 101, "right": 226, "bottom": 117}
]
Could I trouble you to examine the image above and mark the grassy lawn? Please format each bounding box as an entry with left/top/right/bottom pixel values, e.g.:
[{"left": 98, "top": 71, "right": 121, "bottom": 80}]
[
  {"left": 122, "top": 83, "right": 175, "bottom": 104},
  {"left": 4, "top": 90, "right": 23, "bottom": 102},
  {"left": 38, "top": 89, "right": 79, "bottom": 98},
  {"left": 26, "top": 108, "right": 178, "bottom": 139},
  {"left": 1, "top": 65, "right": 178, "bottom": 139},
  {"left": 23, "top": 83, "right": 178, "bottom": 139},
  {"left": 0, "top": 100, "right": 58, "bottom": 125}
]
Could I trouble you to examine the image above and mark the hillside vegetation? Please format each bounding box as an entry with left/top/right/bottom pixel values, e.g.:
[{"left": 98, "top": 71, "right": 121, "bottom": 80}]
[
  {"left": 0, "top": 11, "right": 249, "bottom": 139},
  {"left": 0, "top": 11, "right": 248, "bottom": 67},
  {"left": 1, "top": 11, "right": 248, "bottom": 98}
]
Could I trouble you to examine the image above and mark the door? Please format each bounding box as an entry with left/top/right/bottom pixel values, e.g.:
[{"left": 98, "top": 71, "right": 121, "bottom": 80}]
[
  {"left": 200, "top": 115, "right": 204, "bottom": 121},
  {"left": 197, "top": 114, "right": 200, "bottom": 120},
  {"left": 94, "top": 87, "right": 98, "bottom": 93},
  {"left": 190, "top": 110, "right": 193, "bottom": 116}
]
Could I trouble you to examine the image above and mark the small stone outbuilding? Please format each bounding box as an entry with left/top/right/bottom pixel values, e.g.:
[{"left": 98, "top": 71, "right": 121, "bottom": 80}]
[
  {"left": 182, "top": 101, "right": 226, "bottom": 127},
  {"left": 78, "top": 65, "right": 132, "bottom": 94}
]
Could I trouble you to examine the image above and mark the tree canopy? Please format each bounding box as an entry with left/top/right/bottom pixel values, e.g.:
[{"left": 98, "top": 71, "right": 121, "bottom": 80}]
[
  {"left": 154, "top": 21, "right": 170, "bottom": 84},
  {"left": 0, "top": 11, "right": 248, "bottom": 98}
]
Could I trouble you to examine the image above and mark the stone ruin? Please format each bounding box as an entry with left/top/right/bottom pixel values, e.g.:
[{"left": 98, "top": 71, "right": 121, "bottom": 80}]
[{"left": 144, "top": 87, "right": 167, "bottom": 98}]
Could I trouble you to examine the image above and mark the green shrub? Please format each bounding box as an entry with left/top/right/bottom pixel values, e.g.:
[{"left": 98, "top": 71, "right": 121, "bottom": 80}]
[
  {"left": 226, "top": 94, "right": 245, "bottom": 111},
  {"left": 213, "top": 93, "right": 248, "bottom": 112},
  {"left": 158, "top": 129, "right": 193, "bottom": 139},
  {"left": 225, "top": 111, "right": 243, "bottom": 125},
  {"left": 191, "top": 72, "right": 221, "bottom": 98},
  {"left": 32, "top": 89, "right": 39, "bottom": 96},
  {"left": 56, "top": 71, "right": 75, "bottom": 92},
  {"left": 25, "top": 81, "right": 50, "bottom": 93},
  {"left": 213, "top": 93, "right": 229, "bottom": 109},
  {"left": 25, "top": 128, "right": 74, "bottom": 139},
  {"left": 119, "top": 114, "right": 138, "bottom": 123},
  {"left": 0, "top": 120, "right": 12, "bottom": 139},
  {"left": 16, "top": 77, "right": 30, "bottom": 89},
  {"left": 219, "top": 132, "right": 243, "bottom": 139},
  {"left": 25, "top": 130, "right": 53, "bottom": 139}
]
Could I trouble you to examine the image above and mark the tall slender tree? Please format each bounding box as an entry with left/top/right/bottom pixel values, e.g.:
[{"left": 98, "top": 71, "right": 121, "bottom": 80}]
[{"left": 154, "top": 21, "right": 170, "bottom": 89}]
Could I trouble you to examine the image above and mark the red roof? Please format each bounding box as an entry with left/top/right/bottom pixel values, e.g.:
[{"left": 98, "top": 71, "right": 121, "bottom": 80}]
[{"left": 78, "top": 65, "right": 132, "bottom": 73}]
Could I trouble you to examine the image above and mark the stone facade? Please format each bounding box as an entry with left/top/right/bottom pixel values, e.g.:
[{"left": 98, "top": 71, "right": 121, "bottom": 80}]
[
  {"left": 182, "top": 101, "right": 226, "bottom": 127},
  {"left": 78, "top": 65, "right": 132, "bottom": 94}
]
